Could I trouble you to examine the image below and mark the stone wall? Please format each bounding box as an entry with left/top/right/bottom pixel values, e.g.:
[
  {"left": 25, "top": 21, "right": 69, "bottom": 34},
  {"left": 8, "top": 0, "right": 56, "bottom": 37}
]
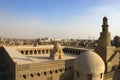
[
  {"left": 0, "top": 47, "right": 15, "bottom": 80},
  {"left": 15, "top": 59, "right": 74, "bottom": 80}
]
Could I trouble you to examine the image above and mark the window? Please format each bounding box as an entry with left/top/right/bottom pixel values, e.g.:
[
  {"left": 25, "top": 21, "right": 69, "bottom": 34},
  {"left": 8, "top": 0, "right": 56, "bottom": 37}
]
[
  {"left": 87, "top": 74, "right": 92, "bottom": 80},
  {"left": 65, "top": 68, "right": 67, "bottom": 71},
  {"left": 46, "top": 50, "right": 48, "bottom": 53},
  {"left": 50, "top": 71, "right": 53, "bottom": 74},
  {"left": 34, "top": 50, "right": 37, "bottom": 54},
  {"left": 38, "top": 50, "right": 41, "bottom": 54},
  {"left": 60, "top": 69, "right": 63, "bottom": 72},
  {"left": 44, "top": 72, "right": 47, "bottom": 75},
  {"left": 30, "top": 74, "right": 34, "bottom": 78},
  {"left": 30, "top": 50, "right": 33, "bottom": 55},
  {"left": 23, "top": 75, "right": 27, "bottom": 79},
  {"left": 79, "top": 51, "right": 81, "bottom": 55},
  {"left": 50, "top": 50, "right": 52, "bottom": 53},
  {"left": 37, "top": 73, "right": 40, "bottom": 76},
  {"left": 42, "top": 50, "right": 44, "bottom": 54},
  {"left": 76, "top": 71, "right": 79, "bottom": 78},
  {"left": 25, "top": 51, "right": 28, "bottom": 55},
  {"left": 21, "top": 51, "right": 24, "bottom": 54},
  {"left": 75, "top": 50, "right": 77, "bottom": 54},
  {"left": 73, "top": 50, "right": 75, "bottom": 54},
  {"left": 55, "top": 70, "right": 58, "bottom": 73},
  {"left": 100, "top": 73, "right": 103, "bottom": 79}
]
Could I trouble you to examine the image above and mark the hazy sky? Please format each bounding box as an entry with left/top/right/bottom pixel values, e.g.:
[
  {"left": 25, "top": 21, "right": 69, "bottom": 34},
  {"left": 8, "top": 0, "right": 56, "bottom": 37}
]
[{"left": 0, "top": 0, "right": 120, "bottom": 39}]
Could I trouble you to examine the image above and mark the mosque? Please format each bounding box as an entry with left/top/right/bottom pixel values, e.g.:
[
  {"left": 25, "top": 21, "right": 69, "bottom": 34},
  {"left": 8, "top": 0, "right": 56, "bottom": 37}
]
[{"left": 0, "top": 17, "right": 120, "bottom": 80}]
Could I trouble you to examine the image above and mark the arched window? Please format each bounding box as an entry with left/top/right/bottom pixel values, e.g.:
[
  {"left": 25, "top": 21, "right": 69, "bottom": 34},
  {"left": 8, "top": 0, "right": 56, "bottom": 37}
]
[
  {"left": 42, "top": 50, "right": 44, "bottom": 54},
  {"left": 55, "top": 70, "right": 58, "bottom": 73},
  {"left": 60, "top": 69, "right": 63, "bottom": 72},
  {"left": 65, "top": 68, "right": 67, "bottom": 71},
  {"left": 44, "top": 72, "right": 47, "bottom": 75},
  {"left": 21, "top": 51, "right": 24, "bottom": 54},
  {"left": 46, "top": 50, "right": 48, "bottom": 53},
  {"left": 68, "top": 50, "right": 70, "bottom": 53},
  {"left": 25, "top": 51, "right": 28, "bottom": 55},
  {"left": 37, "top": 73, "right": 40, "bottom": 76},
  {"left": 75, "top": 50, "right": 77, "bottom": 54},
  {"left": 23, "top": 75, "right": 27, "bottom": 79},
  {"left": 100, "top": 73, "right": 103, "bottom": 79},
  {"left": 38, "top": 50, "right": 41, "bottom": 54},
  {"left": 73, "top": 50, "right": 75, "bottom": 54},
  {"left": 50, "top": 50, "right": 52, "bottom": 53},
  {"left": 79, "top": 51, "right": 81, "bottom": 55},
  {"left": 34, "top": 50, "right": 37, "bottom": 54},
  {"left": 50, "top": 71, "right": 53, "bottom": 74},
  {"left": 70, "top": 50, "right": 72, "bottom": 53},
  {"left": 30, "top": 74, "right": 34, "bottom": 78},
  {"left": 30, "top": 50, "right": 33, "bottom": 55}
]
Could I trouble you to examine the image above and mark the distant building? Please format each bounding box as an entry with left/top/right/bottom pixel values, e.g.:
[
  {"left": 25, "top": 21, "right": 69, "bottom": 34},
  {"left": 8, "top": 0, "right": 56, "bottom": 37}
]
[{"left": 113, "top": 36, "right": 120, "bottom": 47}]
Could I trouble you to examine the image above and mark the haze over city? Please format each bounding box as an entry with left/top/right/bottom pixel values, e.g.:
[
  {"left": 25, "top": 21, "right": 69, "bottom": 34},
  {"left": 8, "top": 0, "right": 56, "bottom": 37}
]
[{"left": 0, "top": 0, "right": 120, "bottom": 39}]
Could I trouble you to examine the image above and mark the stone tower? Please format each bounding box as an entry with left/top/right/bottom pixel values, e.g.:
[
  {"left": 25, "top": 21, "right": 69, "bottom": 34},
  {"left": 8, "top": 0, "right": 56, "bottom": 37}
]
[
  {"left": 50, "top": 43, "right": 64, "bottom": 60},
  {"left": 95, "top": 17, "right": 119, "bottom": 73},
  {"left": 97, "top": 16, "right": 111, "bottom": 47}
]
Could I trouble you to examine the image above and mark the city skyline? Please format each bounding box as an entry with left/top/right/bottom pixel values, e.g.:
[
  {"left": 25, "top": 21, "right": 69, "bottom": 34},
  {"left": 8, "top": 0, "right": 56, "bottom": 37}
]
[{"left": 0, "top": 0, "right": 120, "bottom": 39}]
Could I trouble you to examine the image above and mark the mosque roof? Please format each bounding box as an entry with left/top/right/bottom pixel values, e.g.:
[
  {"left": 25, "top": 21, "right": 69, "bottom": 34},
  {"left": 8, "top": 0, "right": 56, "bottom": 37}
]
[{"left": 1, "top": 46, "right": 78, "bottom": 65}]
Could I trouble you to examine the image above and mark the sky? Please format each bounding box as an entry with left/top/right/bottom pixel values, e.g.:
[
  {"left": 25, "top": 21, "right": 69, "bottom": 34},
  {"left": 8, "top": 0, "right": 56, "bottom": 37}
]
[{"left": 0, "top": 0, "right": 120, "bottom": 39}]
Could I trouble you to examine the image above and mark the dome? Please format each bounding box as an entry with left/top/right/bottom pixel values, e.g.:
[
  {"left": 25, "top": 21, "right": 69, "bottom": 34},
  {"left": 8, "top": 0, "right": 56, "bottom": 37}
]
[{"left": 74, "top": 50, "right": 105, "bottom": 74}]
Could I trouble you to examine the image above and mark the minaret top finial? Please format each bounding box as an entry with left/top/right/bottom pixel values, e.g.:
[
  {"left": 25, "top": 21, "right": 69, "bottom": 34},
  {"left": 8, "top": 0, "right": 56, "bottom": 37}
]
[
  {"left": 103, "top": 16, "right": 108, "bottom": 25},
  {"left": 103, "top": 16, "right": 108, "bottom": 20}
]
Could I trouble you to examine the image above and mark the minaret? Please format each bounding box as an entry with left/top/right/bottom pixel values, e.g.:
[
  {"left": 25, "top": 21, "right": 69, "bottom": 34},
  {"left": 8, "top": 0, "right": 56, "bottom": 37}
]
[
  {"left": 50, "top": 43, "right": 64, "bottom": 60},
  {"left": 97, "top": 16, "right": 111, "bottom": 47},
  {"left": 95, "top": 16, "right": 111, "bottom": 61},
  {"left": 95, "top": 17, "right": 117, "bottom": 73}
]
